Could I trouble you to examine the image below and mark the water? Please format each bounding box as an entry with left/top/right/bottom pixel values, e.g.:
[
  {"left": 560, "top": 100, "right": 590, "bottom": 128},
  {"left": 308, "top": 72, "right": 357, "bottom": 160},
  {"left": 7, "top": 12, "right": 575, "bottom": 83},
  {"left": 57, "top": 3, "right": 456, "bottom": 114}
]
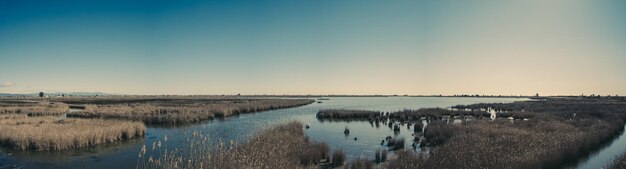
[
  {"left": 573, "top": 125, "right": 626, "bottom": 169},
  {"left": 0, "top": 97, "right": 532, "bottom": 169}
]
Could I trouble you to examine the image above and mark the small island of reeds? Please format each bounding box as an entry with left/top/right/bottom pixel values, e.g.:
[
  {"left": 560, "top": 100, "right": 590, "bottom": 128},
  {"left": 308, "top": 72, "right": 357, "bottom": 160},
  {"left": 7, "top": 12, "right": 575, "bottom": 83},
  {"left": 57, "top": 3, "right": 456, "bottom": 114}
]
[{"left": 0, "top": 114, "right": 145, "bottom": 151}]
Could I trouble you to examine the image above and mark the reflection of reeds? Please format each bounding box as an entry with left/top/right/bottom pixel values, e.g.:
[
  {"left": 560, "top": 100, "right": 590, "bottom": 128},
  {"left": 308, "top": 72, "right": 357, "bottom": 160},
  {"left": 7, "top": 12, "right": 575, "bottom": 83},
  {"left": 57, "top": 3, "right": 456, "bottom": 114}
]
[
  {"left": 69, "top": 99, "right": 314, "bottom": 125},
  {"left": 139, "top": 121, "right": 329, "bottom": 169},
  {"left": 0, "top": 115, "right": 145, "bottom": 151},
  {"left": 374, "top": 148, "right": 388, "bottom": 163},
  {"left": 387, "top": 137, "right": 405, "bottom": 151}
]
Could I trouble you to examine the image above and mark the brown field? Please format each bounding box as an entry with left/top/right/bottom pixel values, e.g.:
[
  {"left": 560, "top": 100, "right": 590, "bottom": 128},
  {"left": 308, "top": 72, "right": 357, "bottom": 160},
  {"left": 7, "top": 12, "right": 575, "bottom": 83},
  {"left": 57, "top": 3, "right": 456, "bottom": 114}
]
[
  {"left": 67, "top": 98, "right": 314, "bottom": 125},
  {"left": 0, "top": 114, "right": 145, "bottom": 151}
]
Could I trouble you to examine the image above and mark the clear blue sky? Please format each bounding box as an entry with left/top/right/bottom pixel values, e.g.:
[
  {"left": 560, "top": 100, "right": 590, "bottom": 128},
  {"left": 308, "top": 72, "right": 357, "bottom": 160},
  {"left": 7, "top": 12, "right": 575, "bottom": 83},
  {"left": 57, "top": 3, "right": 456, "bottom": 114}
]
[{"left": 1, "top": 0, "right": 625, "bottom": 95}]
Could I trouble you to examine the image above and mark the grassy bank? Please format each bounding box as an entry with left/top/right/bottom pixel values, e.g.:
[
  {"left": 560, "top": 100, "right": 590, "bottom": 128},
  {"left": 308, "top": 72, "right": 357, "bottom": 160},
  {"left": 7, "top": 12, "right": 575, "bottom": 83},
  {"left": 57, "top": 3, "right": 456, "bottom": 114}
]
[
  {"left": 68, "top": 98, "right": 314, "bottom": 125},
  {"left": 0, "top": 114, "right": 145, "bottom": 151},
  {"left": 138, "top": 121, "right": 335, "bottom": 169}
]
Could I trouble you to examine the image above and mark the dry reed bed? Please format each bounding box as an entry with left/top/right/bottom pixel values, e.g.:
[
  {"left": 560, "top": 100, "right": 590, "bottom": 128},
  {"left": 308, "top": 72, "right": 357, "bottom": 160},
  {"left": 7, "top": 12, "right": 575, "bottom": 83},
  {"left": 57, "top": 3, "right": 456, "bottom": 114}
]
[
  {"left": 384, "top": 103, "right": 626, "bottom": 169},
  {"left": 0, "top": 101, "right": 68, "bottom": 116},
  {"left": 317, "top": 108, "right": 491, "bottom": 121},
  {"left": 451, "top": 97, "right": 626, "bottom": 118},
  {"left": 139, "top": 121, "right": 336, "bottom": 169},
  {"left": 0, "top": 114, "right": 145, "bottom": 151},
  {"left": 69, "top": 99, "right": 314, "bottom": 125}
]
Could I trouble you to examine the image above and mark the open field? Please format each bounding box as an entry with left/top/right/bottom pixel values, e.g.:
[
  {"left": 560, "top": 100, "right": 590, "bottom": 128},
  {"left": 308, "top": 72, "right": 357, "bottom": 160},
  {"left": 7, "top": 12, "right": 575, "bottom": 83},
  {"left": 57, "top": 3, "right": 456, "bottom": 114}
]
[
  {"left": 139, "top": 121, "right": 335, "bottom": 169},
  {"left": 0, "top": 114, "right": 145, "bottom": 151},
  {"left": 66, "top": 97, "right": 315, "bottom": 125}
]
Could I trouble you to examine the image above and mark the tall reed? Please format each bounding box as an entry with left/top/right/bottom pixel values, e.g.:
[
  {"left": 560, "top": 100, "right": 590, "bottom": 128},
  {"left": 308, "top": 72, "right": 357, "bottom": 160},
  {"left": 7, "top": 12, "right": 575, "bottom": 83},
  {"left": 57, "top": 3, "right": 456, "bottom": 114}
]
[{"left": 0, "top": 114, "right": 145, "bottom": 150}]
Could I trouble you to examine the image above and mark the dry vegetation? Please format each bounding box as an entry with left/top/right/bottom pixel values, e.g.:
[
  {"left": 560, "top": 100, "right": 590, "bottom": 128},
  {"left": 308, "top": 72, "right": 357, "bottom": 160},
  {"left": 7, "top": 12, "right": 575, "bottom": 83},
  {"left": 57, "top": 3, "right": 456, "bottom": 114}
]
[
  {"left": 317, "top": 108, "right": 491, "bottom": 122},
  {"left": 0, "top": 114, "right": 145, "bottom": 151},
  {"left": 382, "top": 97, "right": 626, "bottom": 169},
  {"left": 385, "top": 117, "right": 624, "bottom": 169},
  {"left": 0, "top": 101, "right": 68, "bottom": 116},
  {"left": 69, "top": 98, "right": 314, "bottom": 125},
  {"left": 138, "top": 121, "right": 338, "bottom": 169}
]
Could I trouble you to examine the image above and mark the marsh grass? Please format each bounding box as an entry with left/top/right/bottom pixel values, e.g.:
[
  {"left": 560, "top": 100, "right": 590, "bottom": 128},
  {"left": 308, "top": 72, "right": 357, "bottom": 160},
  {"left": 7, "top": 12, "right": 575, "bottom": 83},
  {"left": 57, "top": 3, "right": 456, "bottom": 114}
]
[
  {"left": 317, "top": 108, "right": 490, "bottom": 123},
  {"left": 0, "top": 114, "right": 145, "bottom": 151},
  {"left": 421, "top": 121, "right": 454, "bottom": 147},
  {"left": 139, "top": 121, "right": 328, "bottom": 169},
  {"left": 0, "top": 101, "right": 68, "bottom": 116},
  {"left": 69, "top": 99, "right": 314, "bottom": 125},
  {"left": 331, "top": 149, "right": 346, "bottom": 167},
  {"left": 385, "top": 116, "right": 625, "bottom": 169}
]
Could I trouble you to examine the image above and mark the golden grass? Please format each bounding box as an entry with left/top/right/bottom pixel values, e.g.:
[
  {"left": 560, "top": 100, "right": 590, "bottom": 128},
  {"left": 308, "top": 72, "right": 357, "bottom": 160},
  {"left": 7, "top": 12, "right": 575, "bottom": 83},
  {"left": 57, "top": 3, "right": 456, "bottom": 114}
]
[
  {"left": 0, "top": 101, "right": 68, "bottom": 116},
  {"left": 0, "top": 114, "right": 145, "bottom": 151},
  {"left": 70, "top": 99, "right": 314, "bottom": 125}
]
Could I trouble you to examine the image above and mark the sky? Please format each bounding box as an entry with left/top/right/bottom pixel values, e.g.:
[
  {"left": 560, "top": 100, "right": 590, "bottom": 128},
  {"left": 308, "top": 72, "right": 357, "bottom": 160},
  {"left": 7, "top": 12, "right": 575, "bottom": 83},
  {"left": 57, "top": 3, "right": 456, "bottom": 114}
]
[{"left": 0, "top": 0, "right": 625, "bottom": 95}]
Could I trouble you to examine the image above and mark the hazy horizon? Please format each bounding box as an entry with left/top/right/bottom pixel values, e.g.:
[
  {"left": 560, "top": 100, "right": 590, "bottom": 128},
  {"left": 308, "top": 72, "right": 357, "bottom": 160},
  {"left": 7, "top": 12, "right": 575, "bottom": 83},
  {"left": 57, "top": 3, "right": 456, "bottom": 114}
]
[{"left": 1, "top": 0, "right": 625, "bottom": 96}]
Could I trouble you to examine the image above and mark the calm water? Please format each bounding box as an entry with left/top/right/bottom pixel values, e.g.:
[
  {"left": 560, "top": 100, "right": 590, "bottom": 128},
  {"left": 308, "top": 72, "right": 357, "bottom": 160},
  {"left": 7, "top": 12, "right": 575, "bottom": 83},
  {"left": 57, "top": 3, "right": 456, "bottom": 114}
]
[
  {"left": 0, "top": 96, "right": 577, "bottom": 169},
  {"left": 573, "top": 124, "right": 626, "bottom": 169}
]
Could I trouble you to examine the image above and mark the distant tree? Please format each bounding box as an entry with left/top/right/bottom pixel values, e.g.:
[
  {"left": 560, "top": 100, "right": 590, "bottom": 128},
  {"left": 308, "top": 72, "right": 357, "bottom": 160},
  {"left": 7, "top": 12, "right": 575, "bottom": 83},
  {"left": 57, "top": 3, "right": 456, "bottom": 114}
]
[
  {"left": 39, "top": 92, "right": 44, "bottom": 97},
  {"left": 62, "top": 94, "right": 65, "bottom": 97},
  {"left": 535, "top": 93, "right": 539, "bottom": 97}
]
